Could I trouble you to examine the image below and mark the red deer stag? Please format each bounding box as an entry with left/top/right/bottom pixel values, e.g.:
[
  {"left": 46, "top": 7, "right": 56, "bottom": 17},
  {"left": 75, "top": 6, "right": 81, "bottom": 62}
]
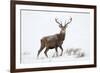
[{"left": 37, "top": 17, "right": 72, "bottom": 57}]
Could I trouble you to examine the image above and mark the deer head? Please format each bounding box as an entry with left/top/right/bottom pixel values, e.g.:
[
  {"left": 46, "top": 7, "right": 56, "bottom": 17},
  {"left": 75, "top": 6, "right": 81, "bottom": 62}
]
[{"left": 55, "top": 17, "right": 72, "bottom": 34}]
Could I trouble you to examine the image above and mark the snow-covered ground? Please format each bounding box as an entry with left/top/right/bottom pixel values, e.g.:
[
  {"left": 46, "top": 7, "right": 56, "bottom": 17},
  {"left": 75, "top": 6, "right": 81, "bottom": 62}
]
[{"left": 21, "top": 48, "right": 89, "bottom": 64}]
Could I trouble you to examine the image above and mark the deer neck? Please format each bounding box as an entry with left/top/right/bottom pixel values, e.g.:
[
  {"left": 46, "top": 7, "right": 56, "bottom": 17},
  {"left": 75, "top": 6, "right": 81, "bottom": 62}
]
[{"left": 58, "top": 31, "right": 65, "bottom": 41}]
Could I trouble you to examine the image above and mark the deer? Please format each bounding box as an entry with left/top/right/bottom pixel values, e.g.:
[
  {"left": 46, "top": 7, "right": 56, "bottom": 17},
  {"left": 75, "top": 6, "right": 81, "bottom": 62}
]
[{"left": 37, "top": 17, "right": 72, "bottom": 57}]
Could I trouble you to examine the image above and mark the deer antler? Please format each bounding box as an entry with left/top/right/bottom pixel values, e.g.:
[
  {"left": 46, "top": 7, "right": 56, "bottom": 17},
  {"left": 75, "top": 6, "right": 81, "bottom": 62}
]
[
  {"left": 55, "top": 18, "right": 62, "bottom": 26},
  {"left": 65, "top": 17, "right": 72, "bottom": 25}
]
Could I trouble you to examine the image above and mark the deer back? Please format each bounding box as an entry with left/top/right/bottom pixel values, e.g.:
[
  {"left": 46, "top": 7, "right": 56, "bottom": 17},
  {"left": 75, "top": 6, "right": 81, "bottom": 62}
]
[{"left": 41, "top": 34, "right": 64, "bottom": 48}]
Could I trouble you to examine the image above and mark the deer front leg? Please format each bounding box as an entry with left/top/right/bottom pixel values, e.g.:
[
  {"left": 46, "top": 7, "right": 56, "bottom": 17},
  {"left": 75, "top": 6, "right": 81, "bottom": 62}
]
[
  {"left": 55, "top": 47, "right": 58, "bottom": 57},
  {"left": 59, "top": 46, "right": 63, "bottom": 56},
  {"left": 44, "top": 48, "right": 49, "bottom": 57}
]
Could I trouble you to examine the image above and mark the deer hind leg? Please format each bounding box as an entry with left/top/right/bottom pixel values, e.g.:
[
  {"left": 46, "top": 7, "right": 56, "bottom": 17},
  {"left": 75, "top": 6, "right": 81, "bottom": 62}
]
[
  {"left": 59, "top": 46, "right": 63, "bottom": 56},
  {"left": 37, "top": 40, "right": 45, "bottom": 57},
  {"left": 37, "top": 46, "right": 44, "bottom": 57},
  {"left": 44, "top": 48, "right": 49, "bottom": 57}
]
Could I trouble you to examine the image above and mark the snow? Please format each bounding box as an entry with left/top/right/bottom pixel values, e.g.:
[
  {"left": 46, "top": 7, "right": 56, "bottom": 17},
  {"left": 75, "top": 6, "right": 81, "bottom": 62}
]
[{"left": 21, "top": 48, "right": 88, "bottom": 64}]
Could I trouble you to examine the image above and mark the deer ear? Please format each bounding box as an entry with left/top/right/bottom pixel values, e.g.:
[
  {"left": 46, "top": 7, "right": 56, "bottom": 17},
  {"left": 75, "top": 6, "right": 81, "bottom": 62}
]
[{"left": 59, "top": 24, "right": 62, "bottom": 28}]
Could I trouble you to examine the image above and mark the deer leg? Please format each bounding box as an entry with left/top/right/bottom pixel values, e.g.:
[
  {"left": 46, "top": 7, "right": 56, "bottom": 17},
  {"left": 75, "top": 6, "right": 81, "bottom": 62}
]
[
  {"left": 37, "top": 40, "right": 45, "bottom": 57},
  {"left": 37, "top": 48, "right": 43, "bottom": 57},
  {"left": 37, "top": 45, "right": 45, "bottom": 57},
  {"left": 44, "top": 48, "right": 49, "bottom": 57},
  {"left": 59, "top": 46, "right": 63, "bottom": 56},
  {"left": 55, "top": 47, "right": 58, "bottom": 56}
]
